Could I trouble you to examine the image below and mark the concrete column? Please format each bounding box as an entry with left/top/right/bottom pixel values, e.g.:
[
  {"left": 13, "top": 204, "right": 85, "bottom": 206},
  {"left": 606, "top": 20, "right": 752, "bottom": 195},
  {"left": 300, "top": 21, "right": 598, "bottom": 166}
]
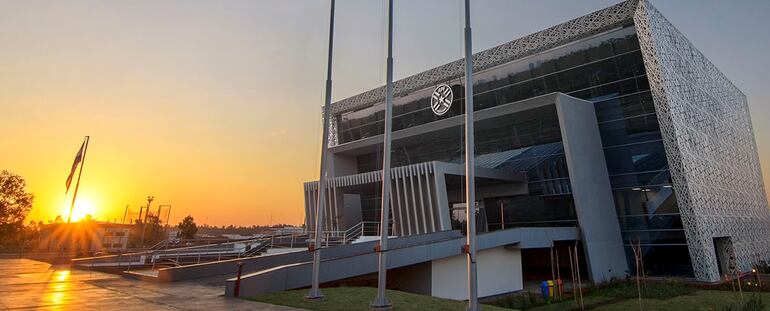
[
  {"left": 432, "top": 164, "right": 452, "bottom": 231},
  {"left": 556, "top": 95, "right": 628, "bottom": 283}
]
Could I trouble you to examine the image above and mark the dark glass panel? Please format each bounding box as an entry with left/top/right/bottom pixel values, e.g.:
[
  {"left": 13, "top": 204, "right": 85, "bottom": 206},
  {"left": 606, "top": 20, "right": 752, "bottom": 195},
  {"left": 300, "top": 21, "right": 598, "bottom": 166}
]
[
  {"left": 623, "top": 245, "right": 694, "bottom": 276},
  {"left": 484, "top": 195, "right": 577, "bottom": 230},
  {"left": 609, "top": 171, "right": 671, "bottom": 188},
  {"left": 613, "top": 186, "right": 678, "bottom": 216},
  {"left": 622, "top": 230, "right": 687, "bottom": 245},
  {"left": 604, "top": 141, "right": 667, "bottom": 175},
  {"left": 569, "top": 77, "right": 639, "bottom": 101},
  {"left": 619, "top": 214, "right": 684, "bottom": 231},
  {"left": 617, "top": 51, "right": 647, "bottom": 78},
  {"left": 599, "top": 113, "right": 662, "bottom": 147},
  {"left": 356, "top": 105, "right": 563, "bottom": 173},
  {"left": 595, "top": 91, "right": 655, "bottom": 122}
]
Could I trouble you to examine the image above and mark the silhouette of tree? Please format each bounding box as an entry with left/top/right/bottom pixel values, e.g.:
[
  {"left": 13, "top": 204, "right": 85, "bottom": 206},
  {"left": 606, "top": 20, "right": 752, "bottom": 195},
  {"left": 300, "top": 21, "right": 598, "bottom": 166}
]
[
  {"left": 0, "top": 170, "right": 35, "bottom": 250},
  {"left": 0, "top": 170, "right": 34, "bottom": 225},
  {"left": 54, "top": 215, "right": 64, "bottom": 224},
  {"left": 177, "top": 215, "right": 197, "bottom": 239}
]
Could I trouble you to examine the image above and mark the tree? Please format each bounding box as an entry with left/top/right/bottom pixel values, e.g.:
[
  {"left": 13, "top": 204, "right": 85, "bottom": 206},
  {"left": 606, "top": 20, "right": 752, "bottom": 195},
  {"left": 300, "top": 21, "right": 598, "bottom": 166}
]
[
  {"left": 177, "top": 215, "right": 197, "bottom": 239},
  {"left": 0, "top": 171, "right": 34, "bottom": 226},
  {"left": 0, "top": 170, "right": 35, "bottom": 250},
  {"left": 129, "top": 214, "right": 164, "bottom": 247}
]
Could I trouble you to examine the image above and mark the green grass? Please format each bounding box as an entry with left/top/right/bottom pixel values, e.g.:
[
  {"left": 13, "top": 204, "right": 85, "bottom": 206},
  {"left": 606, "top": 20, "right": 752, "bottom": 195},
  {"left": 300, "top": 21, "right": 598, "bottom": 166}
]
[
  {"left": 589, "top": 291, "right": 768, "bottom": 311},
  {"left": 526, "top": 290, "right": 770, "bottom": 311},
  {"left": 247, "top": 286, "right": 513, "bottom": 311},
  {"left": 520, "top": 296, "right": 617, "bottom": 311},
  {"left": 587, "top": 279, "right": 697, "bottom": 300},
  {"left": 247, "top": 284, "right": 770, "bottom": 311}
]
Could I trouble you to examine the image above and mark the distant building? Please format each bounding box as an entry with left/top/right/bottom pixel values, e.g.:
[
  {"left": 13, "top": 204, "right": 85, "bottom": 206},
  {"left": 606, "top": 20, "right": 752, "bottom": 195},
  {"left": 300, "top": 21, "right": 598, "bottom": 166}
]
[
  {"left": 270, "top": 226, "right": 304, "bottom": 236},
  {"left": 39, "top": 221, "right": 132, "bottom": 254},
  {"left": 302, "top": 0, "right": 770, "bottom": 293}
]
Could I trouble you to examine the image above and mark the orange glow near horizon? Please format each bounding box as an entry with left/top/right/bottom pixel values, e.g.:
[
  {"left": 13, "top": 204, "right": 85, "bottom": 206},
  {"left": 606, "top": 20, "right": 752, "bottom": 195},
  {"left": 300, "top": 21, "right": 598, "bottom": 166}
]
[{"left": 60, "top": 198, "right": 96, "bottom": 223}]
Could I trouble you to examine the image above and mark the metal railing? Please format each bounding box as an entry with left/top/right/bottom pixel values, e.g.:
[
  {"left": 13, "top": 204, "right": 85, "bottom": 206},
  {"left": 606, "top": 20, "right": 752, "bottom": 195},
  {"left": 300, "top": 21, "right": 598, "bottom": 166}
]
[
  {"left": 78, "top": 236, "right": 273, "bottom": 270},
  {"left": 305, "top": 221, "right": 393, "bottom": 247},
  {"left": 77, "top": 223, "right": 398, "bottom": 272}
]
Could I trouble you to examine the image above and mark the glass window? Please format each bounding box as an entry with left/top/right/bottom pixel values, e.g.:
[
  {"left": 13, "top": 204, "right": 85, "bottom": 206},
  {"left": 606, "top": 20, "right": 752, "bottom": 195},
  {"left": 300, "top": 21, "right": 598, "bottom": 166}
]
[
  {"left": 609, "top": 171, "right": 671, "bottom": 189},
  {"left": 595, "top": 91, "right": 655, "bottom": 122},
  {"left": 619, "top": 214, "right": 684, "bottom": 230},
  {"left": 335, "top": 26, "right": 646, "bottom": 144},
  {"left": 622, "top": 230, "right": 687, "bottom": 245},
  {"left": 623, "top": 245, "right": 693, "bottom": 276},
  {"left": 599, "top": 115, "right": 662, "bottom": 147},
  {"left": 484, "top": 195, "right": 577, "bottom": 230},
  {"left": 604, "top": 141, "right": 667, "bottom": 175}
]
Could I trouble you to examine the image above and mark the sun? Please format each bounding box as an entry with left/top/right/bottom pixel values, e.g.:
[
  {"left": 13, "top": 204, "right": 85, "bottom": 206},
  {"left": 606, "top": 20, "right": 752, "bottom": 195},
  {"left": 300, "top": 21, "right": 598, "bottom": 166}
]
[{"left": 61, "top": 198, "right": 96, "bottom": 222}]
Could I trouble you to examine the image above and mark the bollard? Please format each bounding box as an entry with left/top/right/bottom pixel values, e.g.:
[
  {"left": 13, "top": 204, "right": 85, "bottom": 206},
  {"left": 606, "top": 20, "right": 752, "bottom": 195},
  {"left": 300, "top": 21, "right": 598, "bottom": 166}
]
[
  {"left": 234, "top": 261, "right": 244, "bottom": 297},
  {"left": 547, "top": 280, "right": 555, "bottom": 300}
]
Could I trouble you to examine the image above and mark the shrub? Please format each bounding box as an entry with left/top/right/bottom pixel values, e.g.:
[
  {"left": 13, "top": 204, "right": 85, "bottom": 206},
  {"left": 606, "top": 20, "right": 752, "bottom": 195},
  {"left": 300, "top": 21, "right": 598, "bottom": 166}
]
[
  {"left": 490, "top": 292, "right": 543, "bottom": 310},
  {"left": 588, "top": 278, "right": 696, "bottom": 300}
]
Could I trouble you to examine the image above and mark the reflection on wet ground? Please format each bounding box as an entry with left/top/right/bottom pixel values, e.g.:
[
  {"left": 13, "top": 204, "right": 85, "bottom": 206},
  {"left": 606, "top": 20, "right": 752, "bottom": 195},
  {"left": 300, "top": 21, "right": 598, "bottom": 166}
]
[{"left": 0, "top": 258, "right": 302, "bottom": 310}]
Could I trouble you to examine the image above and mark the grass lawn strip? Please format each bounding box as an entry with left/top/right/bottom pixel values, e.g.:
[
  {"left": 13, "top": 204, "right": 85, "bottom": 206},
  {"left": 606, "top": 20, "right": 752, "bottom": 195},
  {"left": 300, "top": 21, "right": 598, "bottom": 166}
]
[
  {"left": 525, "top": 296, "right": 616, "bottom": 311},
  {"left": 248, "top": 283, "right": 770, "bottom": 311},
  {"left": 248, "top": 286, "right": 513, "bottom": 311},
  {"left": 592, "top": 290, "right": 770, "bottom": 311}
]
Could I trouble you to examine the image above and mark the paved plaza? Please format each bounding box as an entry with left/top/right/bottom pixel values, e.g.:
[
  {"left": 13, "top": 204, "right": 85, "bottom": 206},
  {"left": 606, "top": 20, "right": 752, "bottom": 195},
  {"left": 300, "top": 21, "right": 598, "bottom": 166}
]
[{"left": 0, "top": 259, "right": 303, "bottom": 310}]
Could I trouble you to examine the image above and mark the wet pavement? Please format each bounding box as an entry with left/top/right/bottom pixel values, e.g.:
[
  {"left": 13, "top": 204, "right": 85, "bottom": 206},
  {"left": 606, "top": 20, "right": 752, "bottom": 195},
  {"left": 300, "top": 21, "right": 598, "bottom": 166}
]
[{"left": 0, "top": 258, "right": 304, "bottom": 310}]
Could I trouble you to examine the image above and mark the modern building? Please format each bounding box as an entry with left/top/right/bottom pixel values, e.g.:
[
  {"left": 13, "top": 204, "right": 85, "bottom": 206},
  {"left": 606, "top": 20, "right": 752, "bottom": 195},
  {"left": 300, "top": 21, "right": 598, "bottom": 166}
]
[{"left": 302, "top": 0, "right": 770, "bottom": 288}]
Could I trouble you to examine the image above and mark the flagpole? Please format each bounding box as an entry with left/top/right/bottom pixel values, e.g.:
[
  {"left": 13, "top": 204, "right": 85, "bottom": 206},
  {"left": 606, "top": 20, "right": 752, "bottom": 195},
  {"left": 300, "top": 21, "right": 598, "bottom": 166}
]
[
  {"left": 67, "top": 136, "right": 90, "bottom": 224},
  {"left": 371, "top": 0, "right": 394, "bottom": 309},
  {"left": 463, "top": 0, "right": 479, "bottom": 310},
  {"left": 306, "top": 0, "right": 335, "bottom": 301}
]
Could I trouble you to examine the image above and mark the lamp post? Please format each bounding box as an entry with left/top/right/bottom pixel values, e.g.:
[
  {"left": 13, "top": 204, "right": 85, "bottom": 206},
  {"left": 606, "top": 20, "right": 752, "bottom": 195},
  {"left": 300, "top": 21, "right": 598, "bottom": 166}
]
[
  {"left": 306, "top": 0, "right": 336, "bottom": 301},
  {"left": 463, "top": 0, "right": 479, "bottom": 309},
  {"left": 371, "top": 0, "right": 395, "bottom": 309}
]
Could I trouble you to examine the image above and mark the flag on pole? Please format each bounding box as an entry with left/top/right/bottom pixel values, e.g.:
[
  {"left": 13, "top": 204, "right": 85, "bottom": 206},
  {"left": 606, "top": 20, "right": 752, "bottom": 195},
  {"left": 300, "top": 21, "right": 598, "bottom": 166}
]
[{"left": 65, "top": 141, "right": 86, "bottom": 194}]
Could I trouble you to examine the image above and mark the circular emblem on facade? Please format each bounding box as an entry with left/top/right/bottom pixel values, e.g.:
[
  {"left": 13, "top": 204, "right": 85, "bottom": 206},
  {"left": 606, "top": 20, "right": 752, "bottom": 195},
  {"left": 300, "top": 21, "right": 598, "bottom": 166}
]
[{"left": 431, "top": 84, "right": 453, "bottom": 116}]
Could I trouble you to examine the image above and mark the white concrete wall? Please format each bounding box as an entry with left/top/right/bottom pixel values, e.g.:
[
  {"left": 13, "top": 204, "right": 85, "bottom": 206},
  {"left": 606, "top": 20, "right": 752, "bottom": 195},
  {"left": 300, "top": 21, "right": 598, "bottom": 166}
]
[{"left": 430, "top": 246, "right": 522, "bottom": 300}]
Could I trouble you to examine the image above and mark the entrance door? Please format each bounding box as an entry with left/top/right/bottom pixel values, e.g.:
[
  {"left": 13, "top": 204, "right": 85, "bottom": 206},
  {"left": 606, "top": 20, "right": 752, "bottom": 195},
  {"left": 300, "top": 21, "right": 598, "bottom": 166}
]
[{"left": 713, "top": 237, "right": 735, "bottom": 275}]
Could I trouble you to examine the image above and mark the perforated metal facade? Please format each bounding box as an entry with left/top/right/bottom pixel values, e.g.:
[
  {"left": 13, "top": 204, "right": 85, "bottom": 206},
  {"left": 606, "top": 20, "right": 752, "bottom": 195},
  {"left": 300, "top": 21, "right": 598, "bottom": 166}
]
[{"left": 634, "top": 0, "right": 770, "bottom": 282}]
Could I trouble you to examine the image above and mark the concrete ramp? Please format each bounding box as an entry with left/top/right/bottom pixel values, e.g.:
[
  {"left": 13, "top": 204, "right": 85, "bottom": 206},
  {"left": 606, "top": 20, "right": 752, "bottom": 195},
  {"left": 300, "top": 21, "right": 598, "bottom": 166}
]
[
  {"left": 225, "top": 227, "right": 578, "bottom": 297},
  {"left": 154, "top": 230, "right": 461, "bottom": 282}
]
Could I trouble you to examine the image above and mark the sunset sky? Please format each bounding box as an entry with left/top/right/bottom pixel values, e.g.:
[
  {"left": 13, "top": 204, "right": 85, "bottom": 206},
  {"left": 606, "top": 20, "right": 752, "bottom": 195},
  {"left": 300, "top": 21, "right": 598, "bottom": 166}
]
[{"left": 1, "top": 0, "right": 769, "bottom": 226}]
